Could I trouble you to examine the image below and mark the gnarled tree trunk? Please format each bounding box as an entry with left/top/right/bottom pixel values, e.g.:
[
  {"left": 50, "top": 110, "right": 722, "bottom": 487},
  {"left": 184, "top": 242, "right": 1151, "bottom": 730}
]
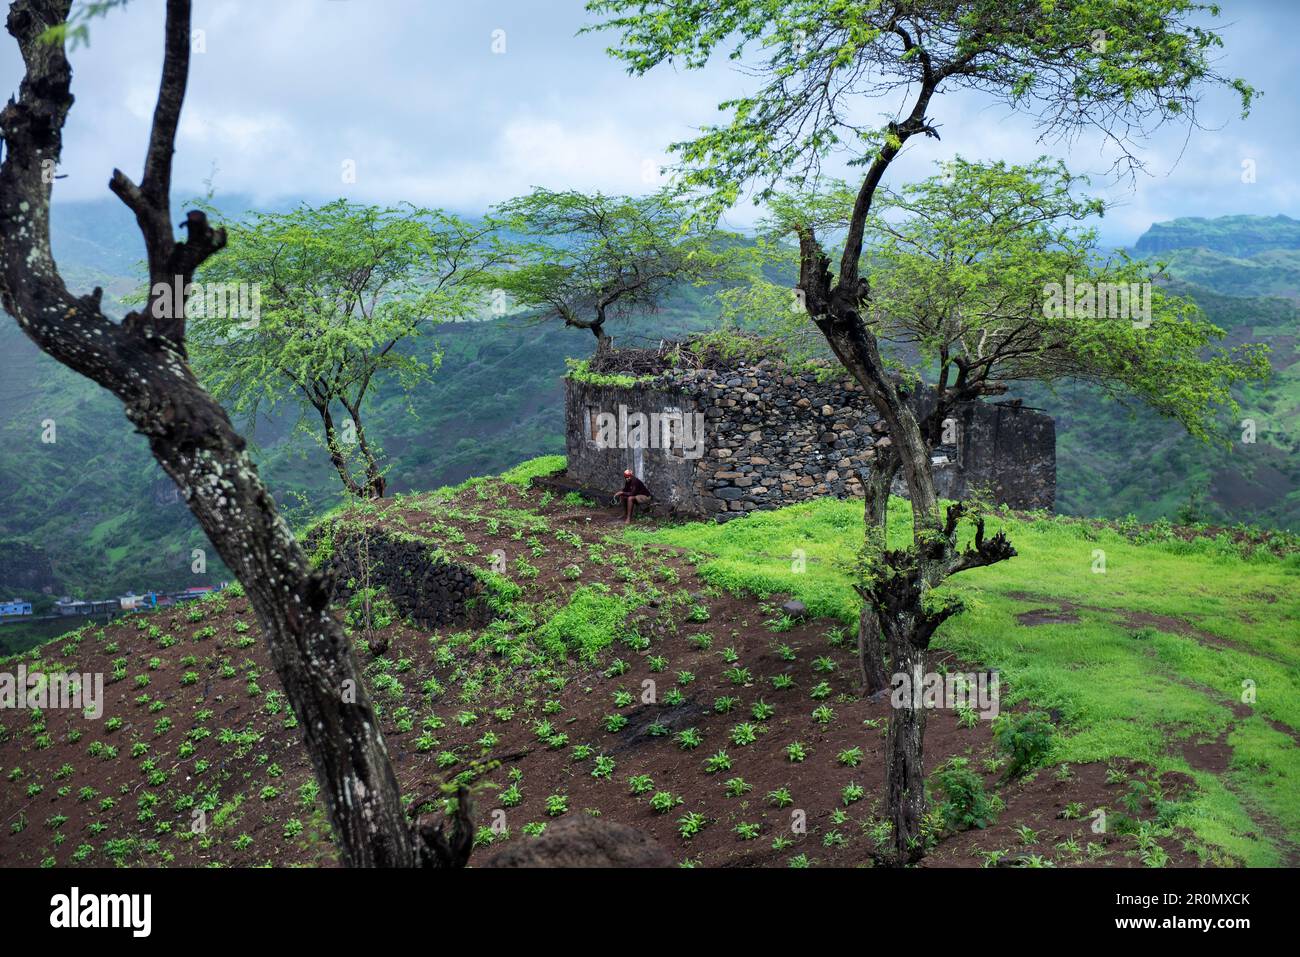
[
  {"left": 793, "top": 92, "right": 1016, "bottom": 862},
  {"left": 884, "top": 631, "right": 928, "bottom": 864},
  {"left": 0, "top": 0, "right": 462, "bottom": 867},
  {"left": 854, "top": 448, "right": 898, "bottom": 694},
  {"left": 339, "top": 396, "right": 387, "bottom": 499}
]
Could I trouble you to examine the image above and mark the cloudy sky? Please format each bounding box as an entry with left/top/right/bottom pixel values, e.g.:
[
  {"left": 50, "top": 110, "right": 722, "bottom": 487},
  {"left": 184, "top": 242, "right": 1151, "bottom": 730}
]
[{"left": 3, "top": 0, "right": 1298, "bottom": 247}]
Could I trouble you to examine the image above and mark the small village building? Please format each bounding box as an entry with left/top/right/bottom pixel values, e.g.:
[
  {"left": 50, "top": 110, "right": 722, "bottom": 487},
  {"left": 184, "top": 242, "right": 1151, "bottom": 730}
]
[
  {"left": 0, "top": 599, "right": 32, "bottom": 617},
  {"left": 53, "top": 597, "right": 120, "bottom": 616}
]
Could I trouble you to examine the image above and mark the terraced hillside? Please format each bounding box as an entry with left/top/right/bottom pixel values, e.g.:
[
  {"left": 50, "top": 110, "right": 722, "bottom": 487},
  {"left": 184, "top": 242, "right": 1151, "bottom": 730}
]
[{"left": 1, "top": 458, "right": 1296, "bottom": 868}]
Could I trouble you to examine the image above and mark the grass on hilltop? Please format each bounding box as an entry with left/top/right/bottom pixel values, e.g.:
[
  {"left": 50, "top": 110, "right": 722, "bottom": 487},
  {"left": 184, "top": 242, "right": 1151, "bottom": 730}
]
[{"left": 628, "top": 497, "right": 1300, "bottom": 866}]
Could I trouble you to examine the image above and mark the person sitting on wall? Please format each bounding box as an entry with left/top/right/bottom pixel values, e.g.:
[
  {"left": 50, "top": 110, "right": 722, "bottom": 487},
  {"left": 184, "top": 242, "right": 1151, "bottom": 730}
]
[{"left": 613, "top": 469, "right": 652, "bottom": 524}]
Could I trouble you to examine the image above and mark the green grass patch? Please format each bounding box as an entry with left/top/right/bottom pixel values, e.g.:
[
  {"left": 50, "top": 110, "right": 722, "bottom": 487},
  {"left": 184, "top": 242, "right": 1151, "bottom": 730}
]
[
  {"left": 500, "top": 455, "right": 567, "bottom": 488},
  {"left": 629, "top": 496, "right": 1300, "bottom": 865},
  {"left": 533, "top": 583, "right": 640, "bottom": 662},
  {"left": 564, "top": 358, "right": 656, "bottom": 388}
]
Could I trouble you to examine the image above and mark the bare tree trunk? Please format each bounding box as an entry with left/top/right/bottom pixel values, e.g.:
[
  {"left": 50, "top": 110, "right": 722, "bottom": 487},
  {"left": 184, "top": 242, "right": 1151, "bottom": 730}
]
[
  {"left": 141, "top": 385, "right": 421, "bottom": 865},
  {"left": 884, "top": 628, "right": 928, "bottom": 864},
  {"left": 319, "top": 404, "right": 369, "bottom": 498},
  {"left": 341, "top": 396, "right": 387, "bottom": 498},
  {"left": 855, "top": 449, "right": 899, "bottom": 694},
  {"left": 0, "top": 0, "right": 465, "bottom": 867}
]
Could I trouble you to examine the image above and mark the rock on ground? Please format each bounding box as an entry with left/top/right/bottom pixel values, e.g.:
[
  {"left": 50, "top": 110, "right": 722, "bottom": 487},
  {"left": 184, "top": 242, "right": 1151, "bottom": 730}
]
[{"left": 482, "top": 816, "right": 672, "bottom": 868}]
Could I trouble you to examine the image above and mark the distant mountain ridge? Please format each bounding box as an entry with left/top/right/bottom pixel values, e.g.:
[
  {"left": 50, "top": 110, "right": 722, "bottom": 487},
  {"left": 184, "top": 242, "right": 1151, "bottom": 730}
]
[
  {"left": 1039, "top": 213, "right": 1300, "bottom": 530},
  {"left": 2, "top": 203, "right": 1297, "bottom": 610},
  {"left": 1133, "top": 213, "right": 1300, "bottom": 258}
]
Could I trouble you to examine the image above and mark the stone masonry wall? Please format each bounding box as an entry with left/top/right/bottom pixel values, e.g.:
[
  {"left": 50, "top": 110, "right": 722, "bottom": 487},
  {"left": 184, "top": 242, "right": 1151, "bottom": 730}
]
[
  {"left": 310, "top": 526, "right": 492, "bottom": 629},
  {"left": 565, "top": 355, "right": 1055, "bottom": 519},
  {"left": 564, "top": 378, "right": 709, "bottom": 514},
  {"left": 681, "top": 360, "right": 882, "bottom": 517},
  {"left": 955, "top": 401, "right": 1056, "bottom": 511}
]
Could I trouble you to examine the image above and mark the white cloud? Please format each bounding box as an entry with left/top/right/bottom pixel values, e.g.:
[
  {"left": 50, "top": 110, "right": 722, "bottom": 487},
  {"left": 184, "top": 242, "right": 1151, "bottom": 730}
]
[
  {"left": 497, "top": 117, "right": 667, "bottom": 190},
  {"left": 1, "top": 0, "right": 1295, "bottom": 248}
]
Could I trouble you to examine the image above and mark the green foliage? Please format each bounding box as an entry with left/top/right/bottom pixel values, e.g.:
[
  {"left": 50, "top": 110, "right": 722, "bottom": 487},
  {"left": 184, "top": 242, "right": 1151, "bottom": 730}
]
[
  {"left": 993, "top": 711, "right": 1057, "bottom": 780},
  {"left": 487, "top": 187, "right": 741, "bottom": 345},
  {"left": 188, "top": 200, "right": 503, "bottom": 494},
  {"left": 585, "top": 0, "right": 1254, "bottom": 216},
  {"left": 563, "top": 358, "right": 655, "bottom": 388},
  {"left": 532, "top": 583, "right": 640, "bottom": 662},
  {"left": 499, "top": 456, "right": 566, "bottom": 489},
  {"left": 473, "top": 571, "right": 524, "bottom": 616},
  {"left": 37, "top": 0, "right": 130, "bottom": 50},
  {"left": 931, "top": 757, "right": 1000, "bottom": 831},
  {"left": 1040, "top": 247, "right": 1300, "bottom": 530},
  {"left": 743, "top": 158, "right": 1269, "bottom": 445}
]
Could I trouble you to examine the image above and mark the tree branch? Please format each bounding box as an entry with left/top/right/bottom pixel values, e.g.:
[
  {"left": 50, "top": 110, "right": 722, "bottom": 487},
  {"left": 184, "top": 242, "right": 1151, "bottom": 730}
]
[
  {"left": 946, "top": 514, "right": 1017, "bottom": 576},
  {"left": 105, "top": 0, "right": 225, "bottom": 349},
  {"left": 837, "top": 78, "right": 938, "bottom": 294}
]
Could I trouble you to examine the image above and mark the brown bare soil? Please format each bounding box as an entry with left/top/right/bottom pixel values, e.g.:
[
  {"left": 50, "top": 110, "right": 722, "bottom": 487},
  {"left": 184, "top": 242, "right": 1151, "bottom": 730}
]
[{"left": 0, "top": 481, "right": 1192, "bottom": 868}]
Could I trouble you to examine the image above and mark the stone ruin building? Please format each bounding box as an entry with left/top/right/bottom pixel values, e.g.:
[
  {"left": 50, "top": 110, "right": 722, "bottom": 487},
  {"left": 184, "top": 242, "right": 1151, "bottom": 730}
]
[{"left": 549, "top": 342, "right": 1056, "bottom": 520}]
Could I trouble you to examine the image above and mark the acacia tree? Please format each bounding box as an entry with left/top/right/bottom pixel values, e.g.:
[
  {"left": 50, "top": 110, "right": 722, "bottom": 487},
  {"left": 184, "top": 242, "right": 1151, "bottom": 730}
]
[
  {"left": 189, "top": 200, "right": 502, "bottom": 499},
  {"left": 734, "top": 158, "right": 1267, "bottom": 693},
  {"left": 588, "top": 0, "right": 1260, "bottom": 863},
  {"left": 0, "top": 0, "right": 466, "bottom": 867},
  {"left": 488, "top": 187, "right": 734, "bottom": 350}
]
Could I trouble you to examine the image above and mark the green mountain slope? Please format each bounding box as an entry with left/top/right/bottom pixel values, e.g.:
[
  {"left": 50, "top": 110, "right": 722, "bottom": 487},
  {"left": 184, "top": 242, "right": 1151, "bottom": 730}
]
[
  {"left": 1133, "top": 213, "right": 1300, "bottom": 259},
  {"left": 1158, "top": 247, "right": 1300, "bottom": 300},
  {"left": 1033, "top": 215, "right": 1300, "bottom": 529},
  {"left": 1, "top": 206, "right": 1297, "bottom": 613},
  {"left": 1030, "top": 278, "right": 1300, "bottom": 529}
]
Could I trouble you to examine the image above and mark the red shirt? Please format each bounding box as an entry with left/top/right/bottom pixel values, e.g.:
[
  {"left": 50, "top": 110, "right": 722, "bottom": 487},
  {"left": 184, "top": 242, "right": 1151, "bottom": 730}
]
[{"left": 621, "top": 476, "right": 650, "bottom": 498}]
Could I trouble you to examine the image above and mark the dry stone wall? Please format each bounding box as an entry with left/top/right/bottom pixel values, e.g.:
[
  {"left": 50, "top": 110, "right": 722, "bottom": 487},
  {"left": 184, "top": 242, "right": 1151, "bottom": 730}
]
[
  {"left": 565, "top": 355, "right": 1055, "bottom": 520},
  {"left": 309, "top": 526, "right": 492, "bottom": 629}
]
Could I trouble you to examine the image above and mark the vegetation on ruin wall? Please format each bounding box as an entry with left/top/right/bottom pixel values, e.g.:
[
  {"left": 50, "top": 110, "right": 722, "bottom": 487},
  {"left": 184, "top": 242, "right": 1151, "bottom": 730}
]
[{"left": 563, "top": 358, "right": 660, "bottom": 389}]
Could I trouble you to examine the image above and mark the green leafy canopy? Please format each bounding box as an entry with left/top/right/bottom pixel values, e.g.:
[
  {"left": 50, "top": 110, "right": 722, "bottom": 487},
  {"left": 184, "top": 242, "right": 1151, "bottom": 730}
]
[
  {"left": 485, "top": 187, "right": 744, "bottom": 344},
  {"left": 188, "top": 199, "right": 503, "bottom": 429},
  {"left": 721, "top": 157, "right": 1269, "bottom": 443},
  {"left": 585, "top": 0, "right": 1257, "bottom": 215}
]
